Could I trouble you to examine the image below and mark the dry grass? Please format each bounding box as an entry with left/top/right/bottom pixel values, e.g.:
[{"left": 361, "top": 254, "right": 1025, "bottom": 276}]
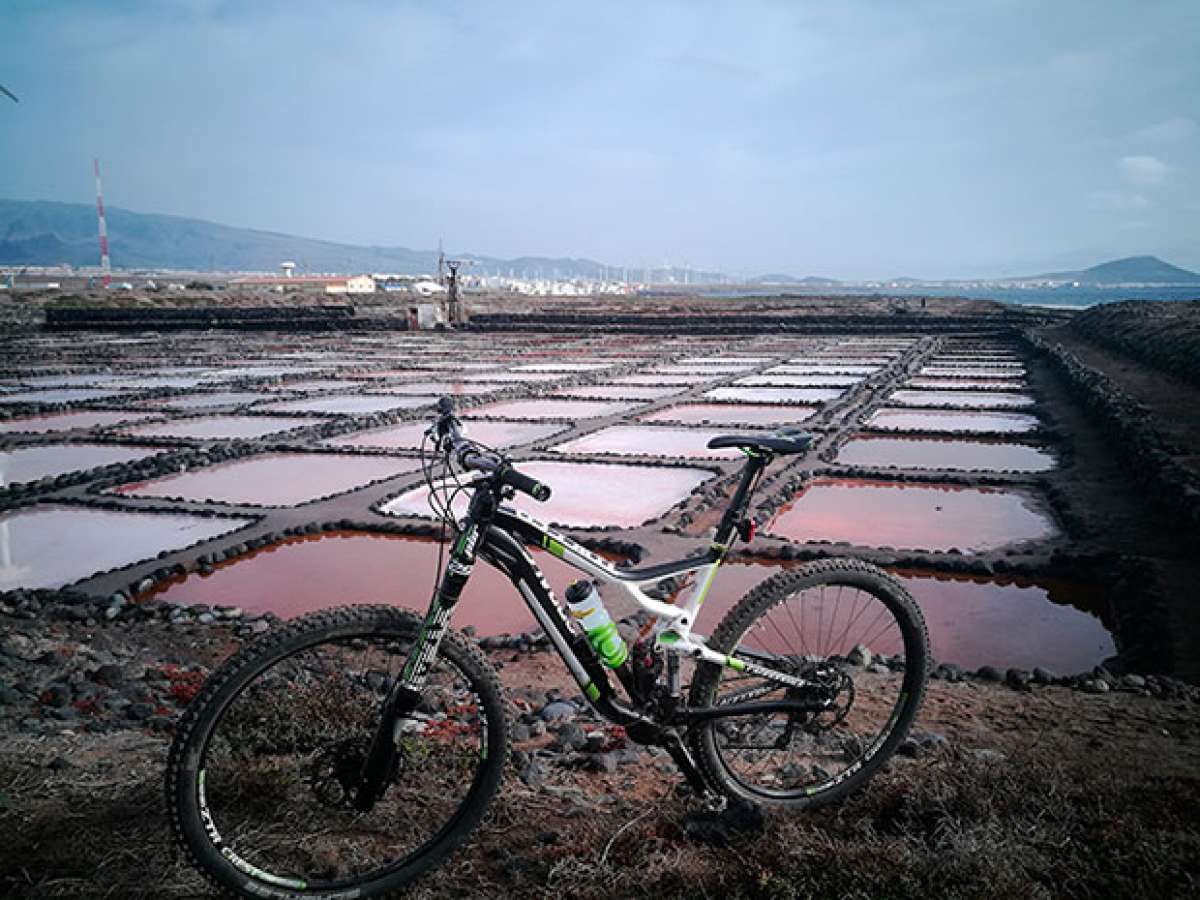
[{"left": 2, "top": 729, "right": 1198, "bottom": 900}]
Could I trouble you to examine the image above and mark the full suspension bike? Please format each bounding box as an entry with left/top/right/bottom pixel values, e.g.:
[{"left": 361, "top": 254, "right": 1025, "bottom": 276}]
[{"left": 166, "top": 398, "right": 929, "bottom": 898}]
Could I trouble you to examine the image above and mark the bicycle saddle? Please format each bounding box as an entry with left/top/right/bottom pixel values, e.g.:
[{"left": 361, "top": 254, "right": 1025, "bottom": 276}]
[{"left": 707, "top": 429, "right": 813, "bottom": 455}]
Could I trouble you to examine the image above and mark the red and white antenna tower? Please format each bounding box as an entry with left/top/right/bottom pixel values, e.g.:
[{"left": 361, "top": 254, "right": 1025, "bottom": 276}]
[{"left": 93, "top": 158, "right": 111, "bottom": 287}]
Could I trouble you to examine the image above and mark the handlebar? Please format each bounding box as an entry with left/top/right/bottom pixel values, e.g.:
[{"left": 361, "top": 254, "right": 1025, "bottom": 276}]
[{"left": 432, "top": 397, "right": 552, "bottom": 502}]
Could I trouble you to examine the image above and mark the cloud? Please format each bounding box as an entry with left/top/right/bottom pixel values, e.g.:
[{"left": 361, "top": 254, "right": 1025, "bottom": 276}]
[
  {"left": 1134, "top": 117, "right": 1198, "bottom": 143},
  {"left": 1118, "top": 155, "right": 1168, "bottom": 187}
]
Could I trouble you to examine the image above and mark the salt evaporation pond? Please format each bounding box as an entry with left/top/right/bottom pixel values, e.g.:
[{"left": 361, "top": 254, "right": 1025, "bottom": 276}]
[
  {"left": 0, "top": 505, "right": 251, "bottom": 591},
  {"left": 0, "top": 410, "right": 160, "bottom": 434},
  {"left": 866, "top": 409, "right": 1039, "bottom": 434},
  {"left": 765, "top": 478, "right": 1058, "bottom": 552},
  {"left": 550, "top": 426, "right": 742, "bottom": 459},
  {"left": 325, "top": 419, "right": 566, "bottom": 451},
  {"left": 907, "top": 377, "right": 1026, "bottom": 390},
  {"left": 375, "top": 381, "right": 506, "bottom": 396},
  {"left": 258, "top": 395, "right": 436, "bottom": 415},
  {"left": 683, "top": 560, "right": 1114, "bottom": 673},
  {"left": 141, "top": 531, "right": 622, "bottom": 635},
  {"left": 0, "top": 388, "right": 128, "bottom": 405},
  {"left": 383, "top": 460, "right": 713, "bottom": 527},
  {"left": 614, "top": 375, "right": 715, "bottom": 386},
  {"left": 835, "top": 436, "right": 1055, "bottom": 472},
  {"left": 889, "top": 390, "right": 1035, "bottom": 408},
  {"left": 153, "top": 392, "right": 273, "bottom": 410},
  {"left": 735, "top": 375, "right": 861, "bottom": 387},
  {"left": 464, "top": 399, "right": 638, "bottom": 420},
  {"left": 640, "top": 403, "right": 815, "bottom": 427},
  {"left": 0, "top": 443, "right": 164, "bottom": 486},
  {"left": 555, "top": 384, "right": 684, "bottom": 401},
  {"left": 704, "top": 386, "right": 843, "bottom": 404},
  {"left": 111, "top": 452, "right": 420, "bottom": 506},
  {"left": 120, "top": 415, "right": 317, "bottom": 440}
]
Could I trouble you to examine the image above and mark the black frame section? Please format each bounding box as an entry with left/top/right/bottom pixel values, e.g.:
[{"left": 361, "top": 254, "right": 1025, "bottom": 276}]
[{"left": 478, "top": 524, "right": 660, "bottom": 729}]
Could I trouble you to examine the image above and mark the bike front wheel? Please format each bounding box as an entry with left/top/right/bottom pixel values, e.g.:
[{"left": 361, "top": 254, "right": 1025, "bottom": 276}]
[
  {"left": 689, "top": 558, "right": 929, "bottom": 809},
  {"left": 166, "top": 604, "right": 510, "bottom": 899}
]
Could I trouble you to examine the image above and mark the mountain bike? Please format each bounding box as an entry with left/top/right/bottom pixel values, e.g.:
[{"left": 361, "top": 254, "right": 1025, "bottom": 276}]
[{"left": 166, "top": 397, "right": 929, "bottom": 898}]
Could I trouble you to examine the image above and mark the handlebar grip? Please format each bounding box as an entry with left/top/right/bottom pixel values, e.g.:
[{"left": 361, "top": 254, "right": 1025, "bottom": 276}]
[{"left": 500, "top": 466, "right": 552, "bottom": 502}]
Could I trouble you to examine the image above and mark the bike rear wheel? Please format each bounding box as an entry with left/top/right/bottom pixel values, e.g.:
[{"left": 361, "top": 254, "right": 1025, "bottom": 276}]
[
  {"left": 689, "top": 558, "right": 928, "bottom": 809},
  {"left": 166, "top": 604, "right": 509, "bottom": 898}
]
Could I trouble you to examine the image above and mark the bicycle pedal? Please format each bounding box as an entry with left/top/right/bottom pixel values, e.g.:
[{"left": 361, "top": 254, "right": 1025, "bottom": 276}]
[{"left": 683, "top": 797, "right": 765, "bottom": 847}]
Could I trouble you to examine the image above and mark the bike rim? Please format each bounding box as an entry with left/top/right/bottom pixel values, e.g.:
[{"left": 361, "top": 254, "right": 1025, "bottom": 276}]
[
  {"left": 192, "top": 633, "right": 491, "bottom": 890},
  {"left": 712, "top": 581, "right": 916, "bottom": 800}
]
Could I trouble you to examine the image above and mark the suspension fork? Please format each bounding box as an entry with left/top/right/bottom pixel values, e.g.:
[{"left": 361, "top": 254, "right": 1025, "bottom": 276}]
[{"left": 353, "top": 494, "right": 493, "bottom": 811}]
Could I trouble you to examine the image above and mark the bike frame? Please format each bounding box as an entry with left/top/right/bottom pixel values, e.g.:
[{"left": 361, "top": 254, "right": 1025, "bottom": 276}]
[
  {"left": 395, "top": 449, "right": 809, "bottom": 717},
  {"left": 481, "top": 505, "right": 810, "bottom": 706},
  {"left": 354, "top": 445, "right": 823, "bottom": 810}
]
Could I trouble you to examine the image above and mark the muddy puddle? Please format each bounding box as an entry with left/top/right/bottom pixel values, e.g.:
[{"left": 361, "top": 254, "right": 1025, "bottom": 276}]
[
  {"left": 681, "top": 560, "right": 1113, "bottom": 672},
  {"left": 640, "top": 403, "right": 815, "bottom": 427},
  {"left": 110, "top": 452, "right": 420, "bottom": 507},
  {"left": 0, "top": 410, "right": 160, "bottom": 434},
  {"left": 765, "top": 478, "right": 1058, "bottom": 552},
  {"left": 0, "top": 505, "right": 251, "bottom": 591},
  {"left": 866, "top": 408, "right": 1039, "bottom": 433},
  {"left": 382, "top": 460, "right": 714, "bottom": 527},
  {"left": 464, "top": 399, "right": 639, "bottom": 420},
  {"left": 835, "top": 436, "right": 1056, "bottom": 472},
  {"left": 704, "top": 386, "right": 844, "bottom": 404},
  {"left": 325, "top": 419, "right": 567, "bottom": 452},
  {"left": 141, "top": 531, "right": 623, "bottom": 635},
  {"left": 551, "top": 426, "right": 742, "bottom": 459},
  {"left": 119, "top": 415, "right": 318, "bottom": 440},
  {"left": 1, "top": 443, "right": 164, "bottom": 486}
]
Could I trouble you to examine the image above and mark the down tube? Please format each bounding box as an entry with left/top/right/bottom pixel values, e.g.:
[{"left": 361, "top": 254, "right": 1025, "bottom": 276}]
[{"left": 478, "top": 526, "right": 608, "bottom": 703}]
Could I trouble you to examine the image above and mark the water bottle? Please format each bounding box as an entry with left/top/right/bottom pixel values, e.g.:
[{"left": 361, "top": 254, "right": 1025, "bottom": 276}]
[{"left": 565, "top": 580, "right": 628, "bottom": 669}]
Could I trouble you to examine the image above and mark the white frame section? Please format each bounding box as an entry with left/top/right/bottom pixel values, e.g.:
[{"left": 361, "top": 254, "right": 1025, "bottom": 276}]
[{"left": 501, "top": 507, "right": 741, "bottom": 672}]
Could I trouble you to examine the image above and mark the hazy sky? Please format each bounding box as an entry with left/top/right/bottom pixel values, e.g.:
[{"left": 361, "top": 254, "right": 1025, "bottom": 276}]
[{"left": 3, "top": 0, "right": 1198, "bottom": 278}]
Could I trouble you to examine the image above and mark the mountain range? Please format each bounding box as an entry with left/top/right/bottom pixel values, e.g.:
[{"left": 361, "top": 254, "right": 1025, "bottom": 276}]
[
  {"left": 2, "top": 198, "right": 1197, "bottom": 285},
  {"left": 0, "top": 199, "right": 639, "bottom": 280},
  {"left": 1023, "top": 256, "right": 1200, "bottom": 285}
]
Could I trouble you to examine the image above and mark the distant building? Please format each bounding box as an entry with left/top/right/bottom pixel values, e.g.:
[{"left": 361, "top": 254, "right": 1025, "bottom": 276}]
[
  {"left": 411, "top": 280, "right": 447, "bottom": 296},
  {"left": 229, "top": 274, "right": 376, "bottom": 294}
]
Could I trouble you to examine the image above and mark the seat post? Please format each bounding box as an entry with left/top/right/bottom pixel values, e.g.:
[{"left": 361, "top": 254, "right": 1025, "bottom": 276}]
[{"left": 713, "top": 452, "right": 769, "bottom": 548}]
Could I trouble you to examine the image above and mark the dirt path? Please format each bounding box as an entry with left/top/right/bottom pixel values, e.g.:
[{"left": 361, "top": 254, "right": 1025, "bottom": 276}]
[
  {"left": 1044, "top": 324, "right": 1200, "bottom": 478},
  {"left": 1035, "top": 324, "right": 1200, "bottom": 679}
]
